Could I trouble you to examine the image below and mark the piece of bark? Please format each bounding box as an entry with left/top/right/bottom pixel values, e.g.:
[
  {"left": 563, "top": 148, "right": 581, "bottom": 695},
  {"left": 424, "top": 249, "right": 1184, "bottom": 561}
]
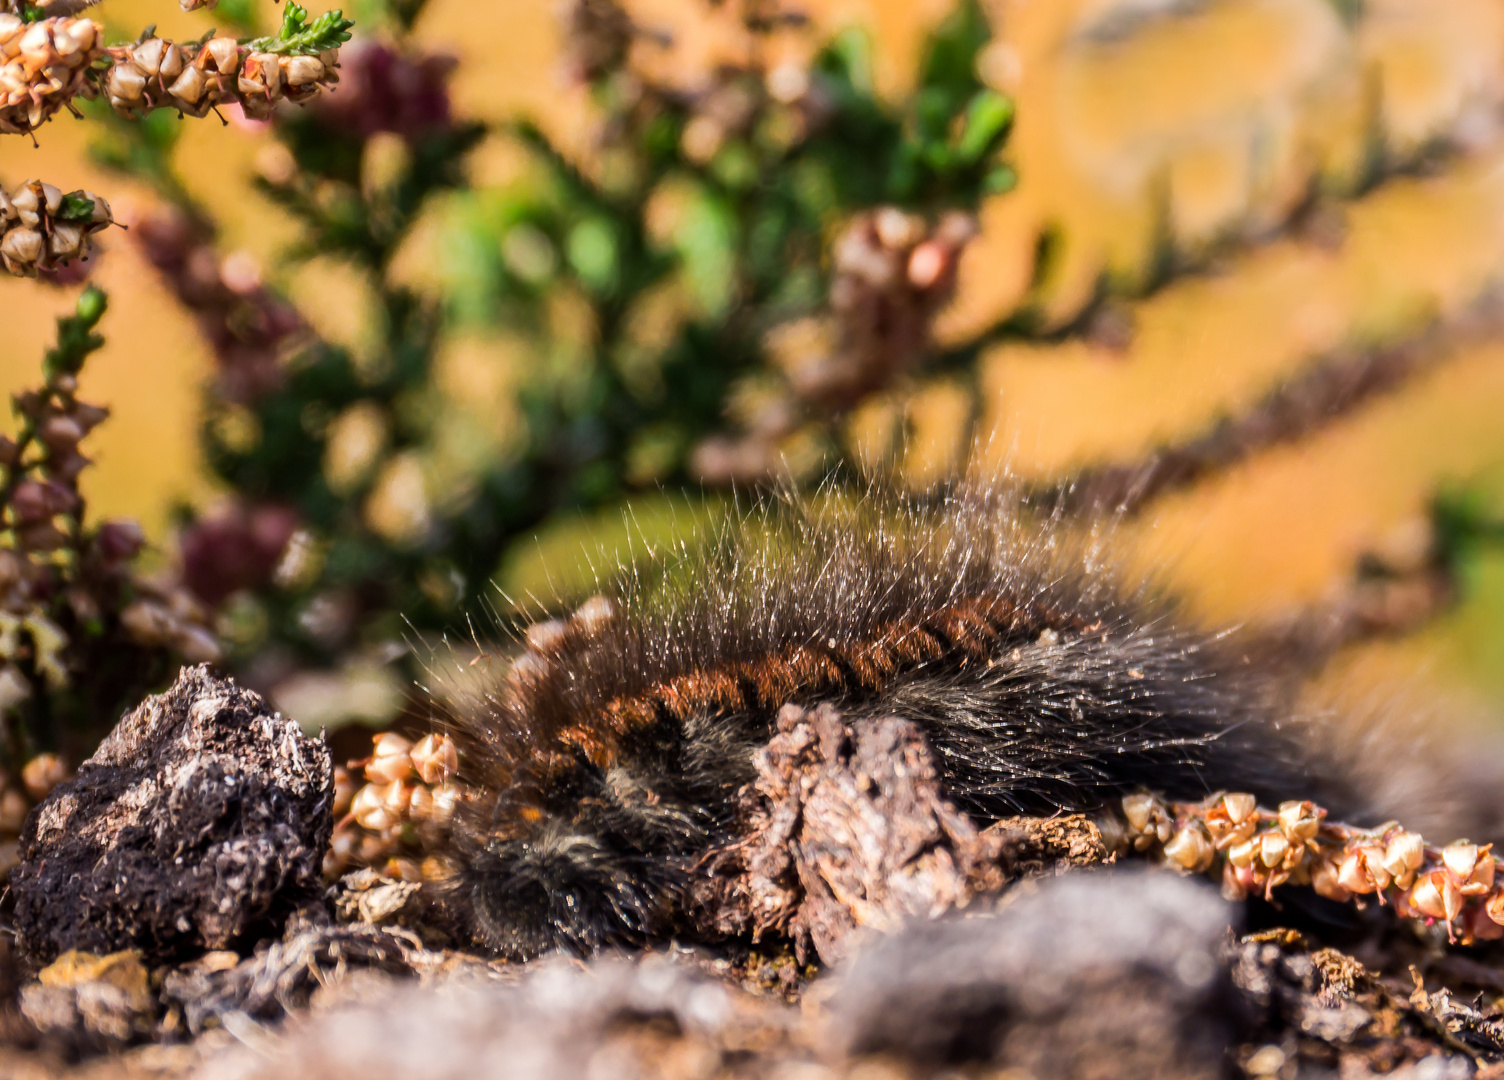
[
  {"left": 697, "top": 704, "right": 1014, "bottom": 964},
  {"left": 10, "top": 666, "right": 333, "bottom": 970},
  {"left": 159, "top": 915, "right": 424, "bottom": 1036}
]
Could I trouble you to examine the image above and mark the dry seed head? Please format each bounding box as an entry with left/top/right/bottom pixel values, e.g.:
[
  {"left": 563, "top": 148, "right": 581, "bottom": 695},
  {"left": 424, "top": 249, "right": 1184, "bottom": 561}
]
[
  {"left": 1410, "top": 868, "right": 1463, "bottom": 924},
  {"left": 427, "top": 781, "right": 460, "bottom": 822},
  {"left": 1222, "top": 860, "right": 1258, "bottom": 902},
  {"left": 1336, "top": 848, "right": 1378, "bottom": 895},
  {"left": 1456, "top": 844, "right": 1496, "bottom": 896},
  {"left": 1121, "top": 793, "right": 1155, "bottom": 833},
  {"left": 1163, "top": 822, "right": 1213, "bottom": 873},
  {"left": 1276, "top": 800, "right": 1320, "bottom": 843},
  {"left": 365, "top": 732, "right": 415, "bottom": 784},
  {"left": 1221, "top": 792, "right": 1257, "bottom": 825},
  {"left": 1227, "top": 837, "right": 1257, "bottom": 869},
  {"left": 408, "top": 782, "right": 436, "bottom": 821},
  {"left": 379, "top": 779, "right": 412, "bottom": 818},
  {"left": 410, "top": 733, "right": 458, "bottom": 785},
  {"left": 1382, "top": 831, "right": 1425, "bottom": 882},
  {"left": 1486, "top": 889, "right": 1504, "bottom": 927},
  {"left": 1, "top": 180, "right": 113, "bottom": 277},
  {"left": 1439, "top": 841, "right": 1494, "bottom": 895},
  {"left": 0, "top": 17, "right": 104, "bottom": 135},
  {"left": 21, "top": 752, "right": 67, "bottom": 801},
  {"left": 102, "top": 31, "right": 342, "bottom": 121},
  {"left": 1257, "top": 831, "right": 1289, "bottom": 869},
  {"left": 1311, "top": 856, "right": 1353, "bottom": 903},
  {"left": 351, "top": 782, "right": 399, "bottom": 831}
]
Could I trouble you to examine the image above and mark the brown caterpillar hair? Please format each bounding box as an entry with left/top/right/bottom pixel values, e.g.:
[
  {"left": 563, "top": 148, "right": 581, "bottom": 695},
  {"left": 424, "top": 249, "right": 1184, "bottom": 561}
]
[{"left": 443, "top": 484, "right": 1369, "bottom": 961}]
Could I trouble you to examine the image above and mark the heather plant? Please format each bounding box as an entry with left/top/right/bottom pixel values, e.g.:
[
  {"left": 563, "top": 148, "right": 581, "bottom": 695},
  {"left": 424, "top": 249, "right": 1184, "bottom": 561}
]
[
  {"left": 0, "top": 290, "right": 219, "bottom": 864},
  {"left": 1, "top": 0, "right": 1499, "bottom": 760},
  {"left": 88, "top": 0, "right": 1023, "bottom": 717},
  {"left": 0, "top": 0, "right": 353, "bottom": 775}
]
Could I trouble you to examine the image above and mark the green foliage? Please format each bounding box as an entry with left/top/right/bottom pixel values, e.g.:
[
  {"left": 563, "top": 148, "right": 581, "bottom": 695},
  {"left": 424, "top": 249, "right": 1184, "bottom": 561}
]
[
  {"left": 249, "top": 2, "right": 355, "bottom": 55},
  {"left": 43, "top": 285, "right": 106, "bottom": 381},
  {"left": 85, "top": 0, "right": 1021, "bottom": 721}
]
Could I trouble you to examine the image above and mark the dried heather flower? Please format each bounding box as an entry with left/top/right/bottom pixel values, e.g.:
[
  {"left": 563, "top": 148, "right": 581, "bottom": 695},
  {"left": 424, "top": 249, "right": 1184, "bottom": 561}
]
[
  {"left": 1383, "top": 830, "right": 1425, "bottom": 886},
  {"left": 351, "top": 780, "right": 400, "bottom": 832},
  {"left": 0, "top": 180, "right": 112, "bottom": 277},
  {"left": 0, "top": 15, "right": 103, "bottom": 136},
  {"left": 366, "top": 732, "right": 415, "bottom": 785},
  {"left": 1411, "top": 868, "right": 1463, "bottom": 925},
  {"left": 104, "top": 34, "right": 343, "bottom": 120},
  {"left": 20, "top": 752, "right": 67, "bottom": 801},
  {"left": 409, "top": 733, "right": 457, "bottom": 785},
  {"left": 325, "top": 730, "right": 472, "bottom": 881},
  {"left": 1162, "top": 821, "right": 1213, "bottom": 873},
  {"left": 1116, "top": 791, "right": 1504, "bottom": 947}
]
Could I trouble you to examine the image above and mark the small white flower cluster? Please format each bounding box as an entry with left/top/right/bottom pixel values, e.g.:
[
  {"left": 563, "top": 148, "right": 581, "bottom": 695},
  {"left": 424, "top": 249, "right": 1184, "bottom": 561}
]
[
  {"left": 0, "top": 180, "right": 112, "bottom": 277},
  {"left": 0, "top": 15, "right": 102, "bottom": 135},
  {"left": 1122, "top": 791, "right": 1504, "bottom": 945},
  {"left": 105, "top": 33, "right": 342, "bottom": 121}
]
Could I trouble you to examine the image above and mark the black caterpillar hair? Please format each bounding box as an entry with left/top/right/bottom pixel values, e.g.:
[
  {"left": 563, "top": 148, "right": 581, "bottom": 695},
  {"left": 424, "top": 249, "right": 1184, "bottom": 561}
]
[{"left": 442, "top": 483, "right": 1436, "bottom": 960}]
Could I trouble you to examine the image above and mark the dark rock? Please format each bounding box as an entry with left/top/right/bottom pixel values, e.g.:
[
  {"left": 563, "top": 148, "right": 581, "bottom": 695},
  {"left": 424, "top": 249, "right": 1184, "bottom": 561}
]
[
  {"left": 825, "top": 868, "right": 1240, "bottom": 1078},
  {"left": 11, "top": 666, "right": 333, "bottom": 970}
]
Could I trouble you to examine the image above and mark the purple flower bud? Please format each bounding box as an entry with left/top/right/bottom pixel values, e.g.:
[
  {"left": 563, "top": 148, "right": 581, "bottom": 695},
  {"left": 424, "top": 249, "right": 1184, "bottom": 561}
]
[
  {"left": 311, "top": 41, "right": 456, "bottom": 141},
  {"left": 95, "top": 519, "right": 146, "bottom": 565},
  {"left": 180, "top": 501, "right": 299, "bottom": 607},
  {"left": 10, "top": 481, "right": 51, "bottom": 524}
]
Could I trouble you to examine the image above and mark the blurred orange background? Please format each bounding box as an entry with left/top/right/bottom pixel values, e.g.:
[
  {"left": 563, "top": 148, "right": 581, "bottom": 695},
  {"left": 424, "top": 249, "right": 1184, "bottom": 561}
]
[{"left": 3, "top": 0, "right": 1504, "bottom": 704}]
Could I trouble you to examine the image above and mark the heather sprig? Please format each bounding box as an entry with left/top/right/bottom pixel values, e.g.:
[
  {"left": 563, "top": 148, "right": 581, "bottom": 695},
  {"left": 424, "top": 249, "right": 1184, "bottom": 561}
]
[
  {"left": 0, "top": 288, "right": 219, "bottom": 783},
  {"left": 246, "top": 1, "right": 353, "bottom": 56}
]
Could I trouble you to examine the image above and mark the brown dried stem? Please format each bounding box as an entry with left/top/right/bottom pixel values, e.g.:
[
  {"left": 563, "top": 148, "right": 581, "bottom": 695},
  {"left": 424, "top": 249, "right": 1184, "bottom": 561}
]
[{"left": 1046, "top": 295, "right": 1504, "bottom": 518}]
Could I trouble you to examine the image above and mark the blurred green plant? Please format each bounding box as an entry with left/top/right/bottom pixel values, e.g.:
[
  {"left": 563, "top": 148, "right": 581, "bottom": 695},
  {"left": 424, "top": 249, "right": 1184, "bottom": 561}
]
[{"left": 98, "top": 0, "right": 1021, "bottom": 721}]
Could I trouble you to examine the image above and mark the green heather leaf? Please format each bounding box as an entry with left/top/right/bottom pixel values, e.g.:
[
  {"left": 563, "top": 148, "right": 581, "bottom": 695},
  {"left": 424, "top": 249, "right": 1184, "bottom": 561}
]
[
  {"left": 954, "top": 91, "right": 1013, "bottom": 165},
  {"left": 245, "top": 2, "right": 354, "bottom": 56},
  {"left": 57, "top": 192, "right": 97, "bottom": 222}
]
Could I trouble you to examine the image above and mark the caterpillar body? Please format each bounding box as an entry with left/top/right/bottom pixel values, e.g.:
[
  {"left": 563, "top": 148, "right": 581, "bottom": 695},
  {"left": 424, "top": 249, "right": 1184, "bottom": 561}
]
[{"left": 443, "top": 484, "right": 1473, "bottom": 960}]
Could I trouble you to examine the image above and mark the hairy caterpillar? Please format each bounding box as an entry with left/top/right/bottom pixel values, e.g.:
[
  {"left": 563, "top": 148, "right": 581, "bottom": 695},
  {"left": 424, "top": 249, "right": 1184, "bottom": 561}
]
[{"left": 442, "top": 483, "right": 1491, "bottom": 961}]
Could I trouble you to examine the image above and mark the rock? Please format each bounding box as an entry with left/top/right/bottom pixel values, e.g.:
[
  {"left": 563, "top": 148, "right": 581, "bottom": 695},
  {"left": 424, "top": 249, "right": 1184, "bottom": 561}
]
[
  {"left": 10, "top": 666, "right": 333, "bottom": 970},
  {"left": 825, "top": 869, "right": 1240, "bottom": 1077},
  {"left": 19, "top": 951, "right": 155, "bottom": 1051},
  {"left": 195, "top": 953, "right": 796, "bottom": 1080}
]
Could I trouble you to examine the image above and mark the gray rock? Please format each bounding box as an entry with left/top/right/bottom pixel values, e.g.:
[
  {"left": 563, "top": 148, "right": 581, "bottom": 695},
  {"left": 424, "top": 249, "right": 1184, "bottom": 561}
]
[
  {"left": 10, "top": 666, "right": 333, "bottom": 969},
  {"left": 825, "top": 868, "right": 1240, "bottom": 1077}
]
